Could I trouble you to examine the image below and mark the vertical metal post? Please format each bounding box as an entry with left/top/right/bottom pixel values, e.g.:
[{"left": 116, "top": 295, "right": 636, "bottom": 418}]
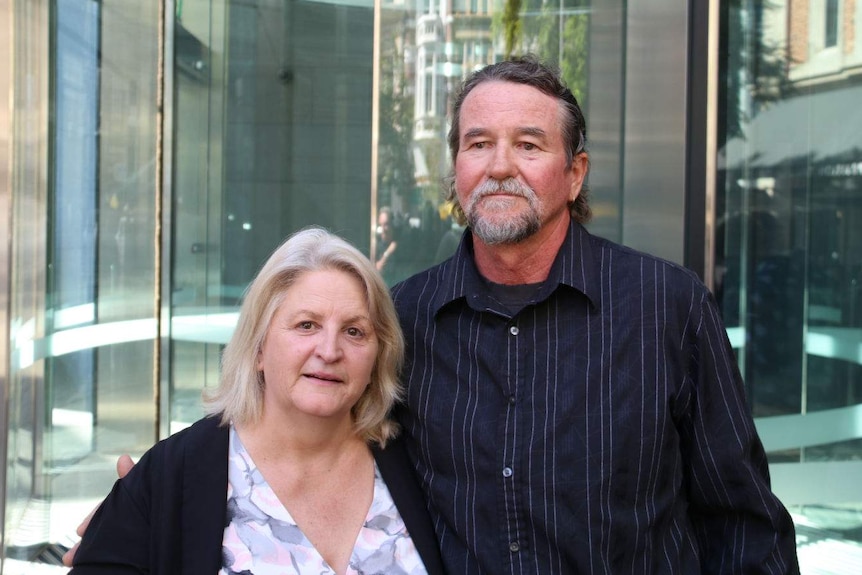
[
  {"left": 0, "top": 0, "right": 14, "bottom": 559},
  {"left": 702, "top": 0, "right": 720, "bottom": 291},
  {"left": 370, "top": 0, "right": 381, "bottom": 263}
]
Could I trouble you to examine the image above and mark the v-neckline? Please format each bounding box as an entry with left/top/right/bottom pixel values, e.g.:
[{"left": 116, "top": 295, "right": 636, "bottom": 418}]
[{"left": 228, "top": 426, "right": 378, "bottom": 573}]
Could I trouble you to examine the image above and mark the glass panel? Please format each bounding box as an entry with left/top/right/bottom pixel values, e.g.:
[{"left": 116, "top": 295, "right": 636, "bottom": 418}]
[
  {"left": 717, "top": 0, "right": 862, "bottom": 565},
  {"left": 4, "top": 0, "right": 160, "bottom": 569},
  {"left": 65, "top": 0, "right": 159, "bottom": 486},
  {"left": 169, "top": 0, "right": 378, "bottom": 428},
  {"left": 169, "top": 0, "right": 230, "bottom": 431}
]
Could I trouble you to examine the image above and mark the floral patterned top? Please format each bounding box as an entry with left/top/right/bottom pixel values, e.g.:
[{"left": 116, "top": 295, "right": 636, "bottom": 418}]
[{"left": 220, "top": 426, "right": 429, "bottom": 575}]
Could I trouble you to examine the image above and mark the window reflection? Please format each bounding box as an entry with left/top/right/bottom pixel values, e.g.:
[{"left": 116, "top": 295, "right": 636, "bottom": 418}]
[{"left": 717, "top": 0, "right": 862, "bottom": 554}]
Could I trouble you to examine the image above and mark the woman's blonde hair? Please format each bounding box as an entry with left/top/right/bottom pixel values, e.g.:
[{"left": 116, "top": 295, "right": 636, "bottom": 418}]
[{"left": 203, "top": 226, "right": 404, "bottom": 445}]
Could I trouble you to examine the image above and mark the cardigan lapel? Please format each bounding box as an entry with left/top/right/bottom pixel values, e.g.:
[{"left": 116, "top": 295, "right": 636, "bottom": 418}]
[
  {"left": 181, "top": 416, "right": 230, "bottom": 574},
  {"left": 372, "top": 435, "right": 445, "bottom": 574}
]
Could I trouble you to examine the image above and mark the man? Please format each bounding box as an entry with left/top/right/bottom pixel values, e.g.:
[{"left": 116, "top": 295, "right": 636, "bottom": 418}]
[
  {"left": 375, "top": 205, "right": 400, "bottom": 284},
  {"left": 66, "top": 57, "right": 799, "bottom": 573},
  {"left": 389, "top": 56, "right": 798, "bottom": 573}
]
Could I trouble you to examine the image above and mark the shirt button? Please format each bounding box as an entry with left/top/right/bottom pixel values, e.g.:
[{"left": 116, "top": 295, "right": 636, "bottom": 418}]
[
  {"left": 508, "top": 395, "right": 516, "bottom": 405},
  {"left": 502, "top": 467, "right": 513, "bottom": 478},
  {"left": 509, "top": 541, "right": 520, "bottom": 553},
  {"left": 509, "top": 325, "right": 519, "bottom": 336}
]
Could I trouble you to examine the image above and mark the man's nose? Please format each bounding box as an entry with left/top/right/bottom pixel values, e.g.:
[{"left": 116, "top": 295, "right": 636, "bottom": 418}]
[{"left": 487, "top": 145, "right": 517, "bottom": 180}]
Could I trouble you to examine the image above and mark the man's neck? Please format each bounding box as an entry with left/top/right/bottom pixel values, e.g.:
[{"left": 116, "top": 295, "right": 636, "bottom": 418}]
[{"left": 472, "top": 217, "right": 570, "bottom": 285}]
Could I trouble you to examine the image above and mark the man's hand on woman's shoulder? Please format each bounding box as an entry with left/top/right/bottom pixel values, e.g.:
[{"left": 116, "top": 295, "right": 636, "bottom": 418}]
[{"left": 61, "top": 454, "right": 136, "bottom": 567}]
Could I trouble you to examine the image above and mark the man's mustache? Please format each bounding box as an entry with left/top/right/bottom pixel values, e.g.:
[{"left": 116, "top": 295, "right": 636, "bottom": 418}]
[{"left": 470, "top": 178, "right": 534, "bottom": 199}]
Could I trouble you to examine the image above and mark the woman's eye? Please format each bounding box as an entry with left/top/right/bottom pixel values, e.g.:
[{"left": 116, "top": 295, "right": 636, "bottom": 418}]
[
  {"left": 346, "top": 327, "right": 364, "bottom": 338},
  {"left": 298, "top": 321, "right": 314, "bottom": 330}
]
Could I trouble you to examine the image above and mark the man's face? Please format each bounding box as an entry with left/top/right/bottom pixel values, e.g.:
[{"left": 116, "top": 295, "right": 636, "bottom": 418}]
[{"left": 453, "top": 81, "right": 585, "bottom": 245}]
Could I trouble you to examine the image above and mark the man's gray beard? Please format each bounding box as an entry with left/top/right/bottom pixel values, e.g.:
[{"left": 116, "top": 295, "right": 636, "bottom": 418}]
[{"left": 464, "top": 178, "right": 542, "bottom": 245}]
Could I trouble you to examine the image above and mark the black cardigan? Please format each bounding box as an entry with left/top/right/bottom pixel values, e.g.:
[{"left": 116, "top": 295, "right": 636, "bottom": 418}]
[{"left": 72, "top": 415, "right": 444, "bottom": 574}]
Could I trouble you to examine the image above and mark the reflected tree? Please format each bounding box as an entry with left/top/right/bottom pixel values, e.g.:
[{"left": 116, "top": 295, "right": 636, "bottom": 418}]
[
  {"left": 720, "top": 0, "right": 794, "bottom": 144},
  {"left": 377, "top": 12, "right": 415, "bottom": 210},
  {"left": 492, "top": 0, "right": 589, "bottom": 105}
]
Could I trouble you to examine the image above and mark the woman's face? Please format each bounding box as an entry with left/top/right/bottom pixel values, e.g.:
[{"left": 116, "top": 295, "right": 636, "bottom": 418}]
[{"left": 257, "top": 268, "right": 378, "bottom": 423}]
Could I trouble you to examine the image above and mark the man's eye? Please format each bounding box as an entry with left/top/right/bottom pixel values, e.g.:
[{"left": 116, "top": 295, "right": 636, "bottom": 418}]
[{"left": 522, "top": 142, "right": 536, "bottom": 151}]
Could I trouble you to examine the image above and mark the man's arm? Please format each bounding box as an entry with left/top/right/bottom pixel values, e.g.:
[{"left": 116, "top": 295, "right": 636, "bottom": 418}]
[
  {"left": 681, "top": 291, "right": 799, "bottom": 574},
  {"left": 61, "top": 454, "right": 136, "bottom": 567}
]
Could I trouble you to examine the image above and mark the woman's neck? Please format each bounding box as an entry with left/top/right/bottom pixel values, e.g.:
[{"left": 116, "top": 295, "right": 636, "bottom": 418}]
[{"left": 235, "top": 412, "right": 364, "bottom": 468}]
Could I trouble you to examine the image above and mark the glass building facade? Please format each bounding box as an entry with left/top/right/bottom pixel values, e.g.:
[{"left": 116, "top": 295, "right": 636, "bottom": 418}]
[{"left": 0, "top": 0, "right": 860, "bottom": 572}]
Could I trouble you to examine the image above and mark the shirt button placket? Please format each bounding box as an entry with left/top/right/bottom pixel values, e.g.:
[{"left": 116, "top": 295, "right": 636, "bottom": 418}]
[
  {"left": 507, "top": 324, "right": 519, "bottom": 403},
  {"left": 502, "top": 467, "right": 518, "bottom": 555},
  {"left": 505, "top": 324, "right": 520, "bottom": 558}
]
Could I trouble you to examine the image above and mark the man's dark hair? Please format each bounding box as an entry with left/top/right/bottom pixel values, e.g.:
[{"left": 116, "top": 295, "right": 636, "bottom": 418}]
[{"left": 445, "top": 55, "right": 591, "bottom": 224}]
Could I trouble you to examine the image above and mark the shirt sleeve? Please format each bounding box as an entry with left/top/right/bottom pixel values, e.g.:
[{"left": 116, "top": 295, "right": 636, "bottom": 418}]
[{"left": 679, "top": 289, "right": 799, "bottom": 574}]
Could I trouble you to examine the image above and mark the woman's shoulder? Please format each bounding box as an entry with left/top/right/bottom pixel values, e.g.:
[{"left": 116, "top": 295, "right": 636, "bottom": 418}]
[
  {"left": 136, "top": 415, "right": 228, "bottom": 472},
  {"left": 370, "top": 434, "right": 411, "bottom": 465}
]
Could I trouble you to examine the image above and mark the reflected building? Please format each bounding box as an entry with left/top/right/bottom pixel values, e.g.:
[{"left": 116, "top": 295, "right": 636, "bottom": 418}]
[{"left": 718, "top": 0, "right": 862, "bottom": 416}]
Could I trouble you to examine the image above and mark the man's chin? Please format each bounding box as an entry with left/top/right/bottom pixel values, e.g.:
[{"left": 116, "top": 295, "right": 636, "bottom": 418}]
[{"left": 470, "top": 219, "right": 539, "bottom": 245}]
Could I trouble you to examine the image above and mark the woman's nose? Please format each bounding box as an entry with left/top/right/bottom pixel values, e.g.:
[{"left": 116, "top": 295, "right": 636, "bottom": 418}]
[{"left": 315, "top": 330, "right": 343, "bottom": 362}]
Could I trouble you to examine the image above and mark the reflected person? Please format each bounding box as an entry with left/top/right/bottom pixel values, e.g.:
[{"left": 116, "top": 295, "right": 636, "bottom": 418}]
[{"left": 375, "top": 206, "right": 400, "bottom": 284}]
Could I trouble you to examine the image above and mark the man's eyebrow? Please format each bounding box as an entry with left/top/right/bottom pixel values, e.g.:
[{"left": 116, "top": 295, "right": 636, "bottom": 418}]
[
  {"left": 518, "top": 126, "right": 548, "bottom": 139},
  {"left": 462, "top": 127, "right": 489, "bottom": 140},
  {"left": 462, "top": 126, "right": 549, "bottom": 140}
]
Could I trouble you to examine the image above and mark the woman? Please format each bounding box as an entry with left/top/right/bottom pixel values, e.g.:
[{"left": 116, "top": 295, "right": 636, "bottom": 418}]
[{"left": 71, "top": 227, "right": 444, "bottom": 574}]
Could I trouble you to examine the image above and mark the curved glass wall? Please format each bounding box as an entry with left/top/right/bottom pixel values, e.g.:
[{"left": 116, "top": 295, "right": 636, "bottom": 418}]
[
  {"left": 716, "top": 0, "right": 862, "bottom": 566},
  {"left": 4, "top": 1, "right": 160, "bottom": 568}
]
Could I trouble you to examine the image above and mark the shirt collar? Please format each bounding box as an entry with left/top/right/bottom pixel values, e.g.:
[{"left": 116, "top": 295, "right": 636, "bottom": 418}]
[{"left": 431, "top": 220, "right": 601, "bottom": 315}]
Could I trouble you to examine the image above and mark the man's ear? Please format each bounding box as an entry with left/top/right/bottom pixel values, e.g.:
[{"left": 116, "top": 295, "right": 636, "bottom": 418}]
[{"left": 569, "top": 152, "right": 589, "bottom": 201}]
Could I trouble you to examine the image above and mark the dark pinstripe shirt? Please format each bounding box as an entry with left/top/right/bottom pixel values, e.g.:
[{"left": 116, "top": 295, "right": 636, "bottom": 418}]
[{"left": 391, "top": 221, "right": 798, "bottom": 575}]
